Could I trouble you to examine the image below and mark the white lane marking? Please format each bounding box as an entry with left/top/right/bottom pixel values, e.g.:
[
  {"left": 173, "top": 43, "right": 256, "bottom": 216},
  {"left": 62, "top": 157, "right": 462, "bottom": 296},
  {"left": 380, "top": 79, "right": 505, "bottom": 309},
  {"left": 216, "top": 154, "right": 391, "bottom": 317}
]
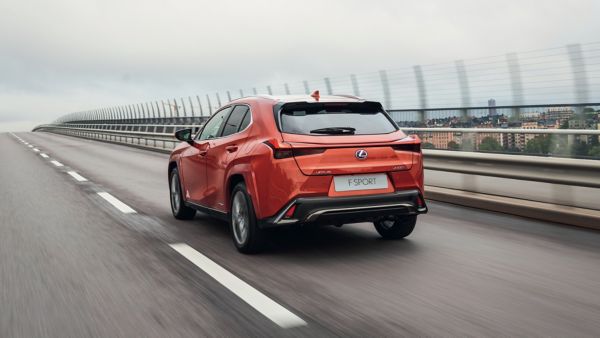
[
  {"left": 169, "top": 243, "right": 307, "bottom": 329},
  {"left": 97, "top": 192, "right": 136, "bottom": 214},
  {"left": 40, "top": 153, "right": 49, "bottom": 159},
  {"left": 28, "top": 145, "right": 33, "bottom": 148},
  {"left": 67, "top": 171, "right": 88, "bottom": 182},
  {"left": 33, "top": 148, "right": 40, "bottom": 152},
  {"left": 50, "top": 160, "right": 64, "bottom": 167}
]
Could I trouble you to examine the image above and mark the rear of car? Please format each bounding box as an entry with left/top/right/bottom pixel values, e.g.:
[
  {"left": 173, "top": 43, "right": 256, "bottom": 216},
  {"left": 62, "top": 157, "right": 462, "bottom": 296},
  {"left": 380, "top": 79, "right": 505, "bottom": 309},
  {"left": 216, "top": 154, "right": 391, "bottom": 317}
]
[{"left": 256, "top": 97, "right": 427, "bottom": 230}]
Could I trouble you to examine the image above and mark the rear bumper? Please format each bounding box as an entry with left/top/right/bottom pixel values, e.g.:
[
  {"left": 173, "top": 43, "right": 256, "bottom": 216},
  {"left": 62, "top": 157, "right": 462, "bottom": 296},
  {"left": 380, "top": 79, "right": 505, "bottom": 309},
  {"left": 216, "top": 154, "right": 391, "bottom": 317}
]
[{"left": 258, "top": 189, "right": 427, "bottom": 228}]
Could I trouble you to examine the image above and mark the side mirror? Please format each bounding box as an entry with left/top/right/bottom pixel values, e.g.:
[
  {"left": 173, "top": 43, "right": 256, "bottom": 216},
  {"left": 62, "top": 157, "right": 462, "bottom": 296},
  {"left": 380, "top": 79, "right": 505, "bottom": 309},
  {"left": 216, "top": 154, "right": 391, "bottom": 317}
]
[{"left": 174, "top": 128, "right": 194, "bottom": 145}]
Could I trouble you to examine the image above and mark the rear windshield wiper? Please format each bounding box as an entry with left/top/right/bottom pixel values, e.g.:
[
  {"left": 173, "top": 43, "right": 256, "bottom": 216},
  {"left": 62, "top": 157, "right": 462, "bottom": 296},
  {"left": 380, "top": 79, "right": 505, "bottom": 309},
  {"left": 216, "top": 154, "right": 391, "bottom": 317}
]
[{"left": 309, "top": 127, "right": 356, "bottom": 135}]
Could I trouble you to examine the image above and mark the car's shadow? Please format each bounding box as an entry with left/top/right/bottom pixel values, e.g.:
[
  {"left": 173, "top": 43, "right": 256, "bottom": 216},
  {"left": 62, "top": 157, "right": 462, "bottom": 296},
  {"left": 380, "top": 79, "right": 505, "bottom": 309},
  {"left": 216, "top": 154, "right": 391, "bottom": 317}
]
[{"left": 184, "top": 212, "right": 423, "bottom": 260}]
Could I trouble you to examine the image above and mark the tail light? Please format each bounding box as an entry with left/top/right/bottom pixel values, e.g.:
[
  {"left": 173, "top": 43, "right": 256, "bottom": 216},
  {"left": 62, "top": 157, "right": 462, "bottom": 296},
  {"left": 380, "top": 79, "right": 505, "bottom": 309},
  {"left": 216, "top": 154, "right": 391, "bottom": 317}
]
[
  {"left": 264, "top": 140, "right": 293, "bottom": 159},
  {"left": 274, "top": 149, "right": 293, "bottom": 159},
  {"left": 392, "top": 143, "right": 421, "bottom": 152},
  {"left": 292, "top": 148, "right": 325, "bottom": 156},
  {"left": 263, "top": 141, "right": 325, "bottom": 159},
  {"left": 284, "top": 204, "right": 297, "bottom": 218}
]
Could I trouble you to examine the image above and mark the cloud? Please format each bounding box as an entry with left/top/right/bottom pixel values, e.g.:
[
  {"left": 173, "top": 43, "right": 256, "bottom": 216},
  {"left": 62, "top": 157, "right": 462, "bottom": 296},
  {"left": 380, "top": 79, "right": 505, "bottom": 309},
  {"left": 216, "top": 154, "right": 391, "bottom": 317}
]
[{"left": 0, "top": 0, "right": 598, "bottom": 124}]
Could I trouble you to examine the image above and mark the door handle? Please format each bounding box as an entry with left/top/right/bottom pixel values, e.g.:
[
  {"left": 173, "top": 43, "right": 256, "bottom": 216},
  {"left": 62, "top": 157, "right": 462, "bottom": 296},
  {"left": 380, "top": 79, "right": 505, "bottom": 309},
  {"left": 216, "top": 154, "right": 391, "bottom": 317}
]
[
  {"left": 198, "top": 150, "right": 208, "bottom": 156},
  {"left": 226, "top": 145, "right": 238, "bottom": 153}
]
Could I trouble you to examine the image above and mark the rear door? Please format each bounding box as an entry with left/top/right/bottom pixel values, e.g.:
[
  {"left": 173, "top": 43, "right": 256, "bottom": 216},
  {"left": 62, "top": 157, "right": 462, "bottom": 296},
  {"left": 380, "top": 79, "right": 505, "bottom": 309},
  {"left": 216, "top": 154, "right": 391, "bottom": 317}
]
[{"left": 279, "top": 102, "right": 417, "bottom": 176}]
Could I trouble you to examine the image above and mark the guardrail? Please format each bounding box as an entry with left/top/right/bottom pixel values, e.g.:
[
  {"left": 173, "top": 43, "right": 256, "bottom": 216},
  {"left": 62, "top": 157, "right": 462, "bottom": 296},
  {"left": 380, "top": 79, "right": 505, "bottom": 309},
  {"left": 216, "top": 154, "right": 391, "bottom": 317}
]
[
  {"left": 34, "top": 123, "right": 600, "bottom": 185},
  {"left": 33, "top": 123, "right": 600, "bottom": 228},
  {"left": 33, "top": 123, "right": 205, "bottom": 152}
]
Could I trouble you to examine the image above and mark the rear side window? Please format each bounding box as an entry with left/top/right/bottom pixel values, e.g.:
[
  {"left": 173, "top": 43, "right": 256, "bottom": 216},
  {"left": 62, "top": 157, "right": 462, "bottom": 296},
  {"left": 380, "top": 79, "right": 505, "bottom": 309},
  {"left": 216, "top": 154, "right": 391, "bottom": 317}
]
[
  {"left": 238, "top": 110, "right": 251, "bottom": 131},
  {"left": 280, "top": 102, "right": 397, "bottom": 135},
  {"left": 221, "top": 105, "right": 249, "bottom": 137}
]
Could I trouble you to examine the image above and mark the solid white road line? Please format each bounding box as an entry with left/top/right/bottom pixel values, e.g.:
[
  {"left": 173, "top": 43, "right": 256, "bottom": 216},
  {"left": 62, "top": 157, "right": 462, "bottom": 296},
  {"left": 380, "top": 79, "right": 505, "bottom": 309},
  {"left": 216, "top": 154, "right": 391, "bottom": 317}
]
[
  {"left": 40, "top": 153, "right": 49, "bottom": 159},
  {"left": 50, "top": 160, "right": 64, "bottom": 167},
  {"left": 33, "top": 148, "right": 40, "bottom": 152},
  {"left": 169, "top": 243, "right": 307, "bottom": 329},
  {"left": 97, "top": 192, "right": 136, "bottom": 214},
  {"left": 67, "top": 171, "right": 88, "bottom": 182}
]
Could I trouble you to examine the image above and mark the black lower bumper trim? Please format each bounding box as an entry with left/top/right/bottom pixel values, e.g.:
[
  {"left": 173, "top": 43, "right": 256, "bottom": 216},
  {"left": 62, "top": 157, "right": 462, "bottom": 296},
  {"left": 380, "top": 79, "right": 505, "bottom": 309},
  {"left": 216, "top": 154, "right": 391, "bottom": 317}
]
[{"left": 259, "top": 189, "right": 427, "bottom": 228}]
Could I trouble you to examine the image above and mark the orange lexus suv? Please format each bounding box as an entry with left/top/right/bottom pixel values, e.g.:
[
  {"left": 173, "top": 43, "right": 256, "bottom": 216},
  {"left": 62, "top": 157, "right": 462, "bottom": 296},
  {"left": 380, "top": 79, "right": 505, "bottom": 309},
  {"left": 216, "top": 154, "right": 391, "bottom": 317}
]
[{"left": 169, "top": 92, "right": 427, "bottom": 253}]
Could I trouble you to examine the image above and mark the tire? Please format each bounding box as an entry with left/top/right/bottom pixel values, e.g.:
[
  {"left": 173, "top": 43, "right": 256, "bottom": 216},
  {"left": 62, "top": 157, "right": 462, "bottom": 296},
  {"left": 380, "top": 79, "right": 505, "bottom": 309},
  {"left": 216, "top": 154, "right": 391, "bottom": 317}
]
[
  {"left": 169, "top": 168, "right": 196, "bottom": 220},
  {"left": 374, "top": 215, "right": 417, "bottom": 239},
  {"left": 230, "top": 182, "right": 265, "bottom": 254}
]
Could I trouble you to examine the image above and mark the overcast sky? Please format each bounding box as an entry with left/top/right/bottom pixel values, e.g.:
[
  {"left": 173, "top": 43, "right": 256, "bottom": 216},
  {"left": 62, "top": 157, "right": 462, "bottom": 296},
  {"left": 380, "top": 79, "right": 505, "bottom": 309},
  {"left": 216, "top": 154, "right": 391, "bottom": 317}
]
[{"left": 1, "top": 0, "right": 599, "bottom": 131}]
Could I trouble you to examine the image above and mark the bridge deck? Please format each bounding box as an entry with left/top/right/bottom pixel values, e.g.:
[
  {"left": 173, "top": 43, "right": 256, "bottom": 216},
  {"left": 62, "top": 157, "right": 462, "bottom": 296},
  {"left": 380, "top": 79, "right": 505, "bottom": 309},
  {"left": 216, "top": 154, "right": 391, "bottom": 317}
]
[{"left": 2, "top": 132, "right": 600, "bottom": 336}]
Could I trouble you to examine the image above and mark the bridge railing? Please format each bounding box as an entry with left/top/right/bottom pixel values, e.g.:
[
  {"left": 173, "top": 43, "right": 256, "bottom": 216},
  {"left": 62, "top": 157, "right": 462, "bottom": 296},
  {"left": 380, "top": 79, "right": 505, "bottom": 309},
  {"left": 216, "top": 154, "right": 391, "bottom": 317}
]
[
  {"left": 404, "top": 127, "right": 600, "bottom": 160},
  {"left": 33, "top": 122, "right": 600, "bottom": 227}
]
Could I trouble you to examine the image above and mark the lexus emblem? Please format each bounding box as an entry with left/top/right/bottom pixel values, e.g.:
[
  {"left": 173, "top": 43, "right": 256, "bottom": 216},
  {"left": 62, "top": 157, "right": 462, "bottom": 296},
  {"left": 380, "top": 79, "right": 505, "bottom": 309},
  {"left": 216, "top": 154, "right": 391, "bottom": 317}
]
[{"left": 355, "top": 149, "right": 368, "bottom": 160}]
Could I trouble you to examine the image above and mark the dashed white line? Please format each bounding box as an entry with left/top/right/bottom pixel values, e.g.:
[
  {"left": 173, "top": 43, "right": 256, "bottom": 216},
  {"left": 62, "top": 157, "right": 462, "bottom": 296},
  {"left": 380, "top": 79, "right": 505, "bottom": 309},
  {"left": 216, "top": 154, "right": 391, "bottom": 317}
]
[
  {"left": 40, "top": 153, "right": 49, "bottom": 159},
  {"left": 33, "top": 148, "right": 40, "bottom": 152},
  {"left": 28, "top": 145, "right": 33, "bottom": 148},
  {"left": 97, "top": 192, "right": 137, "bottom": 214},
  {"left": 50, "top": 160, "right": 64, "bottom": 167},
  {"left": 67, "top": 171, "right": 88, "bottom": 182},
  {"left": 169, "top": 243, "right": 307, "bottom": 329}
]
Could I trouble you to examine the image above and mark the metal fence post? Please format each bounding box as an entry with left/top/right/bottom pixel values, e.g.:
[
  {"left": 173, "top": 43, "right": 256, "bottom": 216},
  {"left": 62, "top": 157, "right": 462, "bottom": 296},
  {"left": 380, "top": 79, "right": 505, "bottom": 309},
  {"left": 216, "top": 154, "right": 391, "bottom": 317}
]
[
  {"left": 507, "top": 53, "right": 523, "bottom": 120},
  {"left": 146, "top": 102, "right": 154, "bottom": 121},
  {"left": 173, "top": 98, "right": 180, "bottom": 118},
  {"left": 155, "top": 101, "right": 161, "bottom": 120},
  {"left": 413, "top": 65, "right": 428, "bottom": 123},
  {"left": 188, "top": 96, "right": 195, "bottom": 118},
  {"left": 303, "top": 80, "right": 310, "bottom": 94},
  {"left": 215, "top": 93, "right": 222, "bottom": 108},
  {"left": 267, "top": 86, "right": 272, "bottom": 95},
  {"left": 379, "top": 70, "right": 391, "bottom": 109},
  {"left": 206, "top": 94, "right": 213, "bottom": 115},
  {"left": 284, "top": 83, "right": 290, "bottom": 95},
  {"left": 324, "top": 77, "right": 332, "bottom": 95},
  {"left": 350, "top": 74, "right": 360, "bottom": 97},
  {"left": 197, "top": 95, "right": 204, "bottom": 117},
  {"left": 138, "top": 103, "right": 145, "bottom": 120},
  {"left": 180, "top": 97, "right": 187, "bottom": 117},
  {"left": 226, "top": 91, "right": 232, "bottom": 102},
  {"left": 163, "top": 100, "right": 173, "bottom": 118},
  {"left": 455, "top": 60, "right": 471, "bottom": 121},
  {"left": 567, "top": 43, "right": 589, "bottom": 117}
]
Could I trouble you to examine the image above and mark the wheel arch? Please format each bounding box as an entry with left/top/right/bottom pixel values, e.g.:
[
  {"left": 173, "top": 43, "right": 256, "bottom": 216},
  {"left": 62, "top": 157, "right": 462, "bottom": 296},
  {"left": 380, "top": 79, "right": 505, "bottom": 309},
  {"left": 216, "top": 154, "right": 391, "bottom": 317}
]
[
  {"left": 227, "top": 174, "right": 246, "bottom": 204},
  {"left": 225, "top": 167, "right": 260, "bottom": 216}
]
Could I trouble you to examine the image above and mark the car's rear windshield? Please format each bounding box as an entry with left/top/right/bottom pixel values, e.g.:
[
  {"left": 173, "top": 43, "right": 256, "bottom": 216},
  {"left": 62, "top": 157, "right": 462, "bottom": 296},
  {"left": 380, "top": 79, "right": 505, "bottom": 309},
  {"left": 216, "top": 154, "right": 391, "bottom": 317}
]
[{"left": 280, "top": 102, "right": 398, "bottom": 135}]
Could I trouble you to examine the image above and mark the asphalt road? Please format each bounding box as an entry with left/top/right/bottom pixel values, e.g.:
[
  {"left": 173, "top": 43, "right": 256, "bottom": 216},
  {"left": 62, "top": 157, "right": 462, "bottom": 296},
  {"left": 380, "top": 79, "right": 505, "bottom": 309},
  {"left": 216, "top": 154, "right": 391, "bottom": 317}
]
[{"left": 2, "top": 131, "right": 600, "bottom": 337}]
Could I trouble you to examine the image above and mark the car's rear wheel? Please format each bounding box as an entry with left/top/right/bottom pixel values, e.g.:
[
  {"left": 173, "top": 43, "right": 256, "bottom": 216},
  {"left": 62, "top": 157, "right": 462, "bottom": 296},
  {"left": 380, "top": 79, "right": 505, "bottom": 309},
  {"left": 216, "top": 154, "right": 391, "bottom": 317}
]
[
  {"left": 169, "top": 168, "right": 196, "bottom": 220},
  {"left": 374, "top": 215, "right": 416, "bottom": 239},
  {"left": 230, "top": 183, "right": 265, "bottom": 254}
]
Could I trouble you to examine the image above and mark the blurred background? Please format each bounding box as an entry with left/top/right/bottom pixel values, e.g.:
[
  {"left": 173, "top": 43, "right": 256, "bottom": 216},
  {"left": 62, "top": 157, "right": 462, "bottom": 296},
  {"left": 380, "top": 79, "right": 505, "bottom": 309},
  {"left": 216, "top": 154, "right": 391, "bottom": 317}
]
[{"left": 1, "top": 0, "right": 599, "bottom": 132}]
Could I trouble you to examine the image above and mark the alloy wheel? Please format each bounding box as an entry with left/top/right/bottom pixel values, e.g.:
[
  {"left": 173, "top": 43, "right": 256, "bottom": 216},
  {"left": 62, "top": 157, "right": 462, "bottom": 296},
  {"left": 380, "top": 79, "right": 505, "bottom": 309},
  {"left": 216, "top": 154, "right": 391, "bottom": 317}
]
[{"left": 232, "top": 191, "right": 249, "bottom": 245}]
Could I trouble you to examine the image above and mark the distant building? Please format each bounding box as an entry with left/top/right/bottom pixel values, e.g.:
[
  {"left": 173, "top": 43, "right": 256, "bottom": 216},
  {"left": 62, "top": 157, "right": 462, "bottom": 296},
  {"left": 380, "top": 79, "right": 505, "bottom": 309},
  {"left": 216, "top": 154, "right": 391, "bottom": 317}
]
[
  {"left": 568, "top": 119, "right": 586, "bottom": 129},
  {"left": 544, "top": 107, "right": 574, "bottom": 121},
  {"left": 421, "top": 131, "right": 457, "bottom": 149},
  {"left": 488, "top": 98, "right": 497, "bottom": 116}
]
